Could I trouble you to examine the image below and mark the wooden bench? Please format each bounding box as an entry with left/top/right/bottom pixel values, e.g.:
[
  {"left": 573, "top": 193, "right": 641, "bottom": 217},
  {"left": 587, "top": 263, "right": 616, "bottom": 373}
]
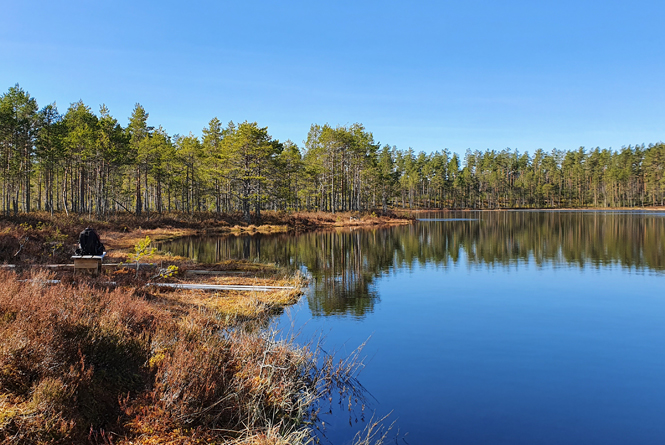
[{"left": 71, "top": 253, "right": 106, "bottom": 276}]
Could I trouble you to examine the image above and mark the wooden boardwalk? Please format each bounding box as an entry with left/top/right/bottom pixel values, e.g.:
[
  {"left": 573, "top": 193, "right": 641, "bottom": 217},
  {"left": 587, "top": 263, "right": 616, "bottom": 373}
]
[
  {"left": 3, "top": 264, "right": 296, "bottom": 292},
  {"left": 146, "top": 283, "right": 295, "bottom": 292}
]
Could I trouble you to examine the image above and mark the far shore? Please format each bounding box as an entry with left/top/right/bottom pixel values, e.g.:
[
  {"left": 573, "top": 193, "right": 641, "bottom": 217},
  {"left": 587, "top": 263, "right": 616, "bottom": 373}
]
[
  {"left": 0, "top": 210, "right": 412, "bottom": 265},
  {"left": 394, "top": 206, "right": 665, "bottom": 214},
  {"left": 1, "top": 206, "right": 662, "bottom": 264},
  {"left": 100, "top": 211, "right": 413, "bottom": 255}
]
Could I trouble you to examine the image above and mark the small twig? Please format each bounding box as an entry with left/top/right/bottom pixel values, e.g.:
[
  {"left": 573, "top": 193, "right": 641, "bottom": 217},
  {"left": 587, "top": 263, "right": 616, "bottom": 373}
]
[
  {"left": 260, "top": 363, "right": 291, "bottom": 372},
  {"left": 112, "top": 198, "right": 132, "bottom": 214}
]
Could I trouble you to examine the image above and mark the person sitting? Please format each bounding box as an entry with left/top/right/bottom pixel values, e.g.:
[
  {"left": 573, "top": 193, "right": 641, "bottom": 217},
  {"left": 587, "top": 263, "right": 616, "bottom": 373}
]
[{"left": 75, "top": 227, "right": 105, "bottom": 256}]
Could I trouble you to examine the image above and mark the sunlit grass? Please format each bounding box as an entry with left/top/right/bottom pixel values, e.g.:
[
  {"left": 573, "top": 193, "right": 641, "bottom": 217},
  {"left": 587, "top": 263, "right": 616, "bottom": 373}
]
[{"left": 0, "top": 268, "right": 371, "bottom": 444}]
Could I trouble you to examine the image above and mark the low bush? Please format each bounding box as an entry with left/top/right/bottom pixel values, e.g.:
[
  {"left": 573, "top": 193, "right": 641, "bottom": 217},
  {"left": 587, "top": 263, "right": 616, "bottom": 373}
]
[{"left": 0, "top": 270, "right": 368, "bottom": 444}]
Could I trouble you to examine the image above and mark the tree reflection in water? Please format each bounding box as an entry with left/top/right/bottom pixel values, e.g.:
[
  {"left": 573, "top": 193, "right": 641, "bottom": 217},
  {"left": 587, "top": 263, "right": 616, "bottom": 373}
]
[{"left": 158, "top": 211, "right": 665, "bottom": 318}]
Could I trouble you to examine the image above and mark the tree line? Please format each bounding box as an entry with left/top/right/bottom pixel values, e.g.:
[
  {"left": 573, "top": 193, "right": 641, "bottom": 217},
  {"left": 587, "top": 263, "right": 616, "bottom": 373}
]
[{"left": 1, "top": 83, "right": 664, "bottom": 220}]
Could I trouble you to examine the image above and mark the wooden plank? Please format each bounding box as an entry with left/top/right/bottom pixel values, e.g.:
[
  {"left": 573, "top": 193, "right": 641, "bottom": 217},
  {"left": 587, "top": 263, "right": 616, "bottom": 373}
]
[
  {"left": 185, "top": 270, "right": 251, "bottom": 276},
  {"left": 73, "top": 257, "right": 102, "bottom": 276},
  {"left": 74, "top": 258, "right": 101, "bottom": 269},
  {"left": 146, "top": 283, "right": 295, "bottom": 292},
  {"left": 12, "top": 263, "right": 148, "bottom": 269}
]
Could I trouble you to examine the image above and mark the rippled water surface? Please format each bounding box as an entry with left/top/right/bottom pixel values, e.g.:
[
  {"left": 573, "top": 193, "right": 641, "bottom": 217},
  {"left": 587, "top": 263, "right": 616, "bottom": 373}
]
[{"left": 159, "top": 211, "right": 665, "bottom": 444}]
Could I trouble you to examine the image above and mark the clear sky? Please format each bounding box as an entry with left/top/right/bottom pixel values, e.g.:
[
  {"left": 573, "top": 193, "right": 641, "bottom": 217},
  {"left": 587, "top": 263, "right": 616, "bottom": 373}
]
[{"left": 2, "top": 0, "right": 663, "bottom": 157}]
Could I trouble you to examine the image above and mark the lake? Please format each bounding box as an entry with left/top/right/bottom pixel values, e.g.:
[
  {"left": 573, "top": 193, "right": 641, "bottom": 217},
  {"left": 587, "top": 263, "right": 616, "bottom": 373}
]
[{"left": 159, "top": 210, "right": 665, "bottom": 444}]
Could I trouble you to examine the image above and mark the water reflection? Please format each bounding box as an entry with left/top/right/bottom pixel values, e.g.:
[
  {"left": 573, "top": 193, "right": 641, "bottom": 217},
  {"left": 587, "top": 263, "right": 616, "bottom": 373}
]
[{"left": 159, "top": 211, "right": 665, "bottom": 318}]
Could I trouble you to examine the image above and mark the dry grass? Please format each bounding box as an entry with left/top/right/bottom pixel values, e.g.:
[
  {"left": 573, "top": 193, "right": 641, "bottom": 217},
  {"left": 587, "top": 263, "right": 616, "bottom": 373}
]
[
  {"left": 155, "top": 272, "right": 307, "bottom": 325},
  {"left": 0, "top": 213, "right": 395, "bottom": 444},
  {"left": 285, "top": 211, "right": 411, "bottom": 230},
  {"left": 0, "top": 270, "right": 155, "bottom": 443},
  {"left": 0, "top": 268, "right": 371, "bottom": 444},
  {"left": 0, "top": 220, "right": 76, "bottom": 265}
]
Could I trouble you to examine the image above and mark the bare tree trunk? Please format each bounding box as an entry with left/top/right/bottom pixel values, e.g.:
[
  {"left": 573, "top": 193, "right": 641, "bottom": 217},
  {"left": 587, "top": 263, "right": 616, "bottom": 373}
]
[{"left": 136, "top": 166, "right": 142, "bottom": 216}]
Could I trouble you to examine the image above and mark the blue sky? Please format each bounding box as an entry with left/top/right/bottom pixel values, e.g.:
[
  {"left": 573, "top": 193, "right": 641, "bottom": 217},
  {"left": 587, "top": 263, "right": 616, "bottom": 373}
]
[{"left": 2, "top": 0, "right": 663, "bottom": 157}]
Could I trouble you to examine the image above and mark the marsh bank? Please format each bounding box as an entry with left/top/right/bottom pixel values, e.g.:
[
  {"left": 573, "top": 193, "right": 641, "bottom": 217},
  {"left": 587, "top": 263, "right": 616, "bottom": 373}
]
[{"left": 160, "top": 210, "right": 665, "bottom": 444}]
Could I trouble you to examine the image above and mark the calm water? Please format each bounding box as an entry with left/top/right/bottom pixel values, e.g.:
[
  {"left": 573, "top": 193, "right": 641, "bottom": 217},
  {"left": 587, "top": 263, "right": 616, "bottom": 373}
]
[{"left": 159, "top": 211, "right": 665, "bottom": 444}]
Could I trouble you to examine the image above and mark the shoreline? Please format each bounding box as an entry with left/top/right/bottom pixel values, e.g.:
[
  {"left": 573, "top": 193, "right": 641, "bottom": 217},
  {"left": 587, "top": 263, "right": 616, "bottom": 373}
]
[
  {"left": 1, "top": 206, "right": 661, "bottom": 264},
  {"left": 394, "top": 206, "right": 665, "bottom": 214},
  {"left": 0, "top": 215, "right": 371, "bottom": 444},
  {"left": 1, "top": 207, "right": 660, "bottom": 264},
  {"left": 107, "top": 215, "right": 411, "bottom": 252},
  {"left": 0, "top": 210, "right": 412, "bottom": 263}
]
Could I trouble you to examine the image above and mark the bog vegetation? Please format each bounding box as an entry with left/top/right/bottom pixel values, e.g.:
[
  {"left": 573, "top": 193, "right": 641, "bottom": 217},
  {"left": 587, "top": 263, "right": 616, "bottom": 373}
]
[
  {"left": 0, "top": 215, "right": 387, "bottom": 443},
  {"left": 0, "top": 263, "right": 372, "bottom": 444},
  {"left": 1, "top": 84, "right": 664, "bottom": 221}
]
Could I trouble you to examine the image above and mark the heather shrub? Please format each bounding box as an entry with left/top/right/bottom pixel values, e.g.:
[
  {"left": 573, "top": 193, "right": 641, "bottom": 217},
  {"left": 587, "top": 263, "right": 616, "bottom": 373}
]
[
  {"left": 124, "top": 315, "right": 321, "bottom": 441},
  {"left": 0, "top": 269, "right": 370, "bottom": 444},
  {"left": 0, "top": 270, "right": 155, "bottom": 442}
]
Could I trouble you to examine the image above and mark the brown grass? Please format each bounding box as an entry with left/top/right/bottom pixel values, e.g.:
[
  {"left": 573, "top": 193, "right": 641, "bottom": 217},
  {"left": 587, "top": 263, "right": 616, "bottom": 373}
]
[
  {"left": 284, "top": 211, "right": 411, "bottom": 230},
  {"left": 0, "top": 213, "right": 393, "bottom": 444},
  {"left": 153, "top": 272, "right": 307, "bottom": 325},
  {"left": 0, "top": 267, "right": 370, "bottom": 444},
  {"left": 0, "top": 270, "right": 155, "bottom": 443}
]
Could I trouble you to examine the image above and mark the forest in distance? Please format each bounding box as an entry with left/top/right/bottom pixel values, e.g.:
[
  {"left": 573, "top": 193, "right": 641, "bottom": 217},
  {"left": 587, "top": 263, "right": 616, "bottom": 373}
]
[{"left": 2, "top": 83, "right": 665, "bottom": 221}]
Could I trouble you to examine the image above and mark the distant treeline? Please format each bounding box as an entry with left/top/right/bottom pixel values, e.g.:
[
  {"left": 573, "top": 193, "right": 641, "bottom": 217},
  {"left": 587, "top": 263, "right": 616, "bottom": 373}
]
[{"left": 1, "top": 84, "right": 664, "bottom": 220}]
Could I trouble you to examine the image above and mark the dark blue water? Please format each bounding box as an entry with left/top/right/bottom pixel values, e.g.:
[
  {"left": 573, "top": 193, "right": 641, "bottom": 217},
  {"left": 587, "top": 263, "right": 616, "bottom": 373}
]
[{"left": 160, "top": 211, "right": 665, "bottom": 444}]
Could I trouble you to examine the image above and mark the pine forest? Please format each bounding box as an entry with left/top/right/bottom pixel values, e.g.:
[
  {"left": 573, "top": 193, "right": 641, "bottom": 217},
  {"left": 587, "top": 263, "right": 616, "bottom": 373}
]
[{"left": 2, "top": 84, "right": 664, "bottom": 221}]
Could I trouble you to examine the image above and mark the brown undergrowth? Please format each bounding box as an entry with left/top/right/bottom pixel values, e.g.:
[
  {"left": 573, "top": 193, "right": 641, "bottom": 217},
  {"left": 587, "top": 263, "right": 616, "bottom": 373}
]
[
  {"left": 0, "top": 211, "right": 412, "bottom": 264},
  {"left": 0, "top": 269, "right": 369, "bottom": 444},
  {"left": 0, "top": 214, "right": 395, "bottom": 444}
]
